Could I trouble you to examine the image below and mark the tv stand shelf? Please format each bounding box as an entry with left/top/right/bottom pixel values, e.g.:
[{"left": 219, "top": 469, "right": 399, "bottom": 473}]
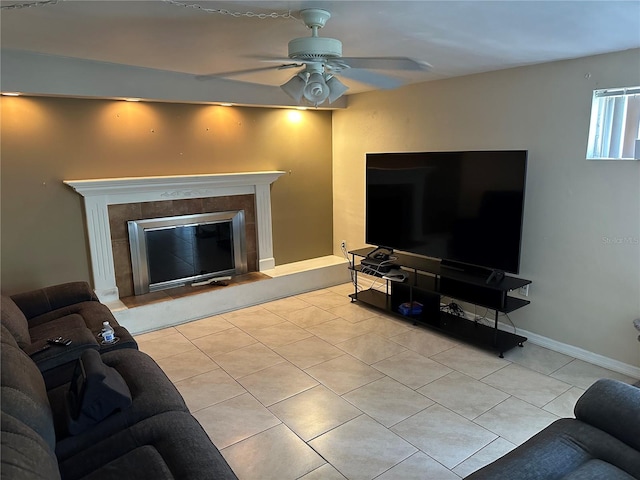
[{"left": 348, "top": 247, "right": 531, "bottom": 357}]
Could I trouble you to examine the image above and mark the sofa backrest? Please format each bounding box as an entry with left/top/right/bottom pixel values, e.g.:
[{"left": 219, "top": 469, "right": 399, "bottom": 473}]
[
  {"left": 1, "top": 325, "right": 57, "bottom": 450},
  {"left": 1, "top": 411, "right": 62, "bottom": 480},
  {"left": 10, "top": 281, "right": 98, "bottom": 321},
  {"left": 575, "top": 378, "right": 640, "bottom": 452},
  {"left": 1, "top": 295, "right": 31, "bottom": 348}
]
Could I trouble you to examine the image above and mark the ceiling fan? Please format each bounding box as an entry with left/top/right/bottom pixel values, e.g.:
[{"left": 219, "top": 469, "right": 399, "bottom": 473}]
[{"left": 203, "top": 8, "right": 431, "bottom": 106}]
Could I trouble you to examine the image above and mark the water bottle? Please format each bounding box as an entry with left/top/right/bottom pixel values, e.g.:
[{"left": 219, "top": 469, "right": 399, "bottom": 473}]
[{"left": 101, "top": 321, "right": 115, "bottom": 343}]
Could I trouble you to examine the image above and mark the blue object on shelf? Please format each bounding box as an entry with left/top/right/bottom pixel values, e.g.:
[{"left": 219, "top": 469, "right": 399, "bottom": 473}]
[{"left": 399, "top": 301, "right": 423, "bottom": 316}]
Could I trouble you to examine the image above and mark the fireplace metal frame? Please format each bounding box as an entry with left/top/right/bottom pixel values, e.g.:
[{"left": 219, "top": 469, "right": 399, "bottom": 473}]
[{"left": 128, "top": 211, "right": 247, "bottom": 295}]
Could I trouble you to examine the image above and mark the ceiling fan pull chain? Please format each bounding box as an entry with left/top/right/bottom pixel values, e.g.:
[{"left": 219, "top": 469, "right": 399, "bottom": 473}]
[
  {"left": 1, "top": 0, "right": 295, "bottom": 19},
  {"left": 0, "top": 0, "right": 59, "bottom": 10},
  {"left": 161, "top": 0, "right": 296, "bottom": 20}
]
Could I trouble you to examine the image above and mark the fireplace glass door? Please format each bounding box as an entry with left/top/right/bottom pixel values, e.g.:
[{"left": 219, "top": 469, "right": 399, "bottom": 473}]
[
  {"left": 146, "top": 222, "right": 234, "bottom": 285},
  {"left": 128, "top": 211, "right": 247, "bottom": 295}
]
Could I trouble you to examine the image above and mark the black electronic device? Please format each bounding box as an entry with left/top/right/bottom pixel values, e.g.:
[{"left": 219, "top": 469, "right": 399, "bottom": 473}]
[
  {"left": 383, "top": 268, "right": 408, "bottom": 282},
  {"left": 367, "top": 246, "right": 393, "bottom": 261},
  {"left": 366, "top": 150, "right": 527, "bottom": 275},
  {"left": 486, "top": 269, "right": 506, "bottom": 285},
  {"left": 360, "top": 257, "right": 395, "bottom": 275},
  {"left": 48, "top": 337, "right": 72, "bottom": 346}
]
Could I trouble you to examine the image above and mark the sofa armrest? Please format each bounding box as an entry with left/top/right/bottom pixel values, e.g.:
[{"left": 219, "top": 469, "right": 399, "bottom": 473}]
[
  {"left": 31, "top": 327, "right": 100, "bottom": 373},
  {"left": 11, "top": 282, "right": 98, "bottom": 320},
  {"left": 574, "top": 378, "right": 640, "bottom": 451}
]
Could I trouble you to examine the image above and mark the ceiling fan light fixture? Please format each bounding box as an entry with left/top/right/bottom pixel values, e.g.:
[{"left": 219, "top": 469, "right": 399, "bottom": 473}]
[
  {"left": 182, "top": 6, "right": 432, "bottom": 108},
  {"left": 326, "top": 75, "right": 349, "bottom": 103},
  {"left": 303, "top": 72, "right": 330, "bottom": 104},
  {"left": 280, "top": 73, "right": 307, "bottom": 102}
]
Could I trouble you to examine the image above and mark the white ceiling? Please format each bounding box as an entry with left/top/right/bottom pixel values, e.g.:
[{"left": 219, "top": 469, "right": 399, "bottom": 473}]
[{"left": 1, "top": 0, "right": 640, "bottom": 103}]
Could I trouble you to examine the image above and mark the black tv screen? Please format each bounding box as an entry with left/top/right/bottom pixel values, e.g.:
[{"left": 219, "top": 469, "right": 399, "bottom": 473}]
[{"left": 366, "top": 150, "right": 527, "bottom": 274}]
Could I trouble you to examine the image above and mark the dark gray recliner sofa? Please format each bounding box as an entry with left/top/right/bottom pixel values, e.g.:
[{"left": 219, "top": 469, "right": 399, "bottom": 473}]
[
  {"left": 466, "top": 378, "right": 640, "bottom": 480},
  {"left": 1, "top": 282, "right": 238, "bottom": 480},
  {"left": 1, "top": 282, "right": 137, "bottom": 388}
]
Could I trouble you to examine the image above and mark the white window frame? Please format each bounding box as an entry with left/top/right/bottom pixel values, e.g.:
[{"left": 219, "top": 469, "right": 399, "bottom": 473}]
[{"left": 586, "top": 86, "right": 640, "bottom": 160}]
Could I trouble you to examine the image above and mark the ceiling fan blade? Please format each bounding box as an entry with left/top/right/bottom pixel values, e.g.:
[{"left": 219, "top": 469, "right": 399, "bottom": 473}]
[
  {"left": 196, "top": 63, "right": 302, "bottom": 80},
  {"left": 261, "top": 59, "right": 325, "bottom": 68},
  {"left": 338, "top": 57, "right": 431, "bottom": 71},
  {"left": 338, "top": 68, "right": 404, "bottom": 89}
]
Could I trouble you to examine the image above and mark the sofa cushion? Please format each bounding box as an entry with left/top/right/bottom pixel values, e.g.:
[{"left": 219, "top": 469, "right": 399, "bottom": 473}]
[
  {"left": 51, "top": 348, "right": 189, "bottom": 461},
  {"left": 28, "top": 301, "right": 120, "bottom": 332},
  {"left": 0, "top": 338, "right": 56, "bottom": 450},
  {"left": 562, "top": 459, "right": 636, "bottom": 480},
  {"left": 29, "top": 313, "right": 87, "bottom": 340},
  {"left": 1, "top": 324, "right": 21, "bottom": 348},
  {"left": 57, "top": 411, "right": 237, "bottom": 480},
  {"left": 0, "top": 412, "right": 61, "bottom": 480},
  {"left": 74, "top": 446, "right": 174, "bottom": 480},
  {"left": 574, "top": 378, "right": 640, "bottom": 452},
  {"left": 465, "top": 418, "right": 640, "bottom": 480},
  {"left": 1, "top": 295, "right": 31, "bottom": 348},
  {"left": 10, "top": 281, "right": 97, "bottom": 321}
]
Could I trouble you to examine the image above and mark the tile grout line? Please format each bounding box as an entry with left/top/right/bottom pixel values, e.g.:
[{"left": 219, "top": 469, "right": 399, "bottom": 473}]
[{"left": 134, "top": 283, "right": 634, "bottom": 479}]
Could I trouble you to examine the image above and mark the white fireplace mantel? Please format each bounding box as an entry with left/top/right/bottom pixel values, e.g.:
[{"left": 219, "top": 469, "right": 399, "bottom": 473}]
[{"left": 65, "top": 171, "right": 285, "bottom": 302}]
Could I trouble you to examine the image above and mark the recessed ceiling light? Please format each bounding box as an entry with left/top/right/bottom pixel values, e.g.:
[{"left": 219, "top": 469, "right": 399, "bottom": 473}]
[
  {"left": 124, "top": 98, "right": 141, "bottom": 102},
  {"left": 2, "top": 92, "right": 21, "bottom": 97},
  {"left": 219, "top": 103, "right": 234, "bottom": 107}
]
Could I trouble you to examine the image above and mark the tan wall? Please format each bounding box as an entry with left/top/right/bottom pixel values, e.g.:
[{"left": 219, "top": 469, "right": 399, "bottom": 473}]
[
  {"left": 333, "top": 49, "right": 640, "bottom": 368},
  {"left": 1, "top": 97, "right": 333, "bottom": 295}
]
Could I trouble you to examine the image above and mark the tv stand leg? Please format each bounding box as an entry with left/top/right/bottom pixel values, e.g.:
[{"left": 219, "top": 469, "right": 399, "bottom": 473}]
[
  {"left": 494, "top": 310, "right": 504, "bottom": 358},
  {"left": 351, "top": 252, "right": 358, "bottom": 303}
]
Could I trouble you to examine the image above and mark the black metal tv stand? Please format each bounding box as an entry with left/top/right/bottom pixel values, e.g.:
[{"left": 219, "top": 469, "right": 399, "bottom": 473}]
[{"left": 348, "top": 247, "right": 531, "bottom": 358}]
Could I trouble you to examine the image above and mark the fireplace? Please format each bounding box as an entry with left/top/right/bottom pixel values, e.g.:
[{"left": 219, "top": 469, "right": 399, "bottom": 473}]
[
  {"left": 128, "top": 211, "right": 248, "bottom": 295},
  {"left": 64, "top": 172, "right": 285, "bottom": 303},
  {"left": 109, "top": 195, "right": 257, "bottom": 298}
]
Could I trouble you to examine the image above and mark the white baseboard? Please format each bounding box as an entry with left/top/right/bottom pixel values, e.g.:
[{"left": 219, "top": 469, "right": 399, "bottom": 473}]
[
  {"left": 490, "top": 320, "right": 640, "bottom": 379},
  {"left": 455, "top": 307, "right": 640, "bottom": 379}
]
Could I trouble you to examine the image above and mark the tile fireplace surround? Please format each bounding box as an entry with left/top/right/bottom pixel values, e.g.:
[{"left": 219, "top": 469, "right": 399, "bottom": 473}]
[
  {"left": 65, "top": 172, "right": 285, "bottom": 304},
  {"left": 112, "top": 198, "right": 255, "bottom": 298}
]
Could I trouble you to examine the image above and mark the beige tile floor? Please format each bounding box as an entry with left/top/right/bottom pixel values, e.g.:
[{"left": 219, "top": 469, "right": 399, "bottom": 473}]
[{"left": 135, "top": 283, "right": 638, "bottom": 480}]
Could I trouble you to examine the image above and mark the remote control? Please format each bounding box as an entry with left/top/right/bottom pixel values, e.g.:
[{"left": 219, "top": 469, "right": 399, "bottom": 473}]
[
  {"left": 191, "top": 276, "right": 232, "bottom": 287},
  {"left": 47, "top": 337, "right": 72, "bottom": 346}
]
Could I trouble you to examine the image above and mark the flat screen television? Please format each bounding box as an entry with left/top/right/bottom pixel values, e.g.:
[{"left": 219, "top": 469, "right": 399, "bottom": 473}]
[{"left": 366, "top": 150, "right": 527, "bottom": 274}]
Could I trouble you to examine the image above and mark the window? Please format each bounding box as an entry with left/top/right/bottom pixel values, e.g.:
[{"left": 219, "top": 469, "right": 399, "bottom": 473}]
[{"left": 586, "top": 86, "right": 640, "bottom": 160}]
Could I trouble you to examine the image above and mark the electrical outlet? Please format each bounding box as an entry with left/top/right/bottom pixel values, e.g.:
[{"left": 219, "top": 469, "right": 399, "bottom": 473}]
[
  {"left": 340, "top": 240, "right": 347, "bottom": 250},
  {"left": 519, "top": 284, "right": 530, "bottom": 297}
]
